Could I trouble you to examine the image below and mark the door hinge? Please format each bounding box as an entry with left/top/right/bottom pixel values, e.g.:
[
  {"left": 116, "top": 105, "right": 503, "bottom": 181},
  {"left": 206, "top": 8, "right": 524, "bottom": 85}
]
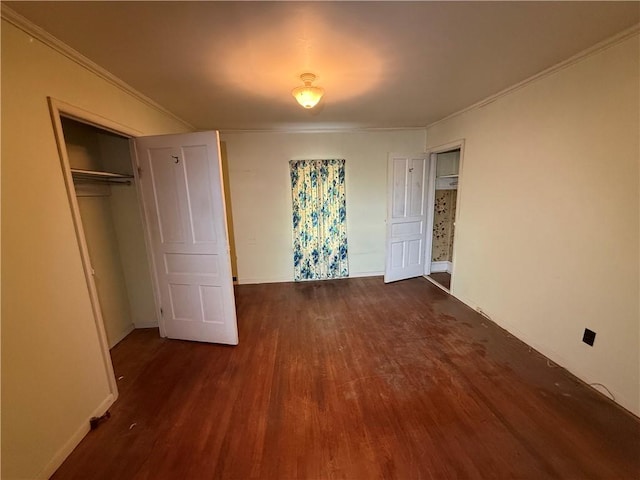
[
  {"left": 137, "top": 166, "right": 143, "bottom": 178},
  {"left": 160, "top": 307, "right": 163, "bottom": 316}
]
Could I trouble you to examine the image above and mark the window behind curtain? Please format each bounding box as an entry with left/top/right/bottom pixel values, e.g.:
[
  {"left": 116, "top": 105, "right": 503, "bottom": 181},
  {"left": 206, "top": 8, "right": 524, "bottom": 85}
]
[{"left": 289, "top": 159, "right": 348, "bottom": 281}]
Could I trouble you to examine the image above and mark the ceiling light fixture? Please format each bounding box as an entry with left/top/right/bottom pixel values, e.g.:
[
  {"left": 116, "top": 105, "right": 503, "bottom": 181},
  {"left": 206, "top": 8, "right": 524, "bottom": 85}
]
[{"left": 292, "top": 73, "right": 325, "bottom": 109}]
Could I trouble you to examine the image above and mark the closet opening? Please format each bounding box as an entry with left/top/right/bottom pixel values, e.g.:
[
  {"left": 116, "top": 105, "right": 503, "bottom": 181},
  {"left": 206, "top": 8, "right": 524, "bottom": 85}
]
[
  {"left": 427, "top": 148, "right": 460, "bottom": 291},
  {"left": 60, "top": 117, "right": 158, "bottom": 350},
  {"left": 49, "top": 97, "right": 159, "bottom": 399},
  {"left": 51, "top": 98, "right": 241, "bottom": 404}
]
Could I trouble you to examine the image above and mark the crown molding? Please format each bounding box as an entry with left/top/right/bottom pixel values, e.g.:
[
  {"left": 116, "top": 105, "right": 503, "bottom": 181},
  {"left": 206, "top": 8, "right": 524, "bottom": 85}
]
[
  {"left": 1, "top": 5, "right": 194, "bottom": 131},
  {"left": 219, "top": 126, "right": 427, "bottom": 135},
  {"left": 4, "top": 4, "right": 635, "bottom": 135},
  {"left": 427, "top": 23, "right": 640, "bottom": 129}
]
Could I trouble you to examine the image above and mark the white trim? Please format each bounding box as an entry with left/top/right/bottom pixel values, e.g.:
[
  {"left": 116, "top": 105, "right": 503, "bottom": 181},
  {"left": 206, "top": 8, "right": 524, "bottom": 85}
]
[
  {"left": 50, "top": 98, "right": 144, "bottom": 137},
  {"left": 427, "top": 24, "right": 640, "bottom": 129},
  {"left": 448, "top": 142, "right": 465, "bottom": 296},
  {"left": 129, "top": 140, "right": 167, "bottom": 338},
  {"left": 236, "top": 271, "right": 384, "bottom": 285},
  {"left": 430, "top": 261, "right": 452, "bottom": 273},
  {"left": 48, "top": 98, "right": 123, "bottom": 403},
  {"left": 236, "top": 277, "right": 295, "bottom": 285},
  {"left": 46, "top": 101, "right": 167, "bottom": 478},
  {"left": 435, "top": 176, "right": 458, "bottom": 190},
  {"left": 424, "top": 140, "right": 465, "bottom": 294},
  {"left": 236, "top": 277, "right": 294, "bottom": 285},
  {"left": 348, "top": 271, "right": 384, "bottom": 279},
  {"left": 220, "top": 126, "right": 428, "bottom": 135},
  {"left": 423, "top": 154, "right": 437, "bottom": 276},
  {"left": 424, "top": 275, "right": 450, "bottom": 293},
  {"left": 448, "top": 291, "right": 639, "bottom": 417},
  {"left": 425, "top": 139, "right": 466, "bottom": 157},
  {"left": 4, "top": 2, "right": 635, "bottom": 136},
  {"left": 37, "top": 393, "right": 115, "bottom": 480},
  {"left": 1, "top": 5, "right": 194, "bottom": 131},
  {"left": 134, "top": 321, "right": 160, "bottom": 329}
]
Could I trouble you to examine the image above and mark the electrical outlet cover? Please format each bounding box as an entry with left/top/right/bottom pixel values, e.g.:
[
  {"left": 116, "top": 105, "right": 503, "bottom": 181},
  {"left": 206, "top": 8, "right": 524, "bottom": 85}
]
[{"left": 582, "top": 328, "right": 596, "bottom": 346}]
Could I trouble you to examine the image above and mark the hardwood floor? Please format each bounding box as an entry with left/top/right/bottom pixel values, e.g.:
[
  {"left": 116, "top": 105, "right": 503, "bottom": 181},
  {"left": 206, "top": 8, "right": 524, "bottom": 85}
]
[
  {"left": 52, "top": 277, "right": 640, "bottom": 479},
  {"left": 428, "top": 272, "right": 451, "bottom": 290}
]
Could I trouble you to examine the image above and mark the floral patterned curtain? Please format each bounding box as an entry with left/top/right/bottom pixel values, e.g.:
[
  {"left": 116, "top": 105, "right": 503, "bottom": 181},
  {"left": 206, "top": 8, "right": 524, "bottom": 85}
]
[{"left": 290, "top": 159, "right": 348, "bottom": 281}]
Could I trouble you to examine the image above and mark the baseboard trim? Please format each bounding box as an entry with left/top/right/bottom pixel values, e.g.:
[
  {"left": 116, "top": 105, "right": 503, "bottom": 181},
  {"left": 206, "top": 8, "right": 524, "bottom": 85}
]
[
  {"left": 424, "top": 275, "right": 451, "bottom": 293},
  {"left": 236, "top": 276, "right": 293, "bottom": 285},
  {"left": 37, "top": 393, "right": 115, "bottom": 479},
  {"left": 348, "top": 271, "right": 384, "bottom": 278},
  {"left": 133, "top": 321, "right": 159, "bottom": 329},
  {"left": 448, "top": 292, "right": 640, "bottom": 418},
  {"left": 236, "top": 271, "right": 384, "bottom": 285},
  {"left": 430, "top": 261, "right": 452, "bottom": 273}
]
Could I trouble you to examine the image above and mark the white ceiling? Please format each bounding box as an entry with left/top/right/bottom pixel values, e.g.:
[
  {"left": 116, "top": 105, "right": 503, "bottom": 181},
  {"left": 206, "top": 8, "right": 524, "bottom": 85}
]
[{"left": 6, "top": 1, "right": 639, "bottom": 131}]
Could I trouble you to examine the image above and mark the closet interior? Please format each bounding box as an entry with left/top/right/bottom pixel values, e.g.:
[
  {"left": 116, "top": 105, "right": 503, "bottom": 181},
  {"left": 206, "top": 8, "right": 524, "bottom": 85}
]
[
  {"left": 428, "top": 148, "right": 460, "bottom": 290},
  {"left": 61, "top": 117, "right": 157, "bottom": 348}
]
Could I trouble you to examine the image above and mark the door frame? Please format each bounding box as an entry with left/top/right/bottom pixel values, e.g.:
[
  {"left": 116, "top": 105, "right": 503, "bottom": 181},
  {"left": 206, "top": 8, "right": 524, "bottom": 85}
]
[
  {"left": 423, "top": 155, "right": 437, "bottom": 277},
  {"left": 424, "top": 139, "right": 465, "bottom": 292},
  {"left": 48, "top": 97, "right": 148, "bottom": 401}
]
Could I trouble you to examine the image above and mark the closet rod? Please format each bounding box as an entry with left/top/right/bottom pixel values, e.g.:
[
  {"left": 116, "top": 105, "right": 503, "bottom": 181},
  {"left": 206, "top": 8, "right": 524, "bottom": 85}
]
[
  {"left": 73, "top": 178, "right": 132, "bottom": 186},
  {"left": 71, "top": 168, "right": 134, "bottom": 185}
]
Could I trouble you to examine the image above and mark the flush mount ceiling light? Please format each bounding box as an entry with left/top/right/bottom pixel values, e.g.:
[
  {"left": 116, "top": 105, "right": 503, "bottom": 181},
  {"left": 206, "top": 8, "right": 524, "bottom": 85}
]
[{"left": 292, "top": 73, "right": 325, "bottom": 109}]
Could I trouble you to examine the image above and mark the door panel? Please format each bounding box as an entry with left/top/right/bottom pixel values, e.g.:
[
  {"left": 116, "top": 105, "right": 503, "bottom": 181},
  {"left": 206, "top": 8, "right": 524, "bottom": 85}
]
[
  {"left": 408, "top": 158, "right": 425, "bottom": 217},
  {"left": 392, "top": 160, "right": 408, "bottom": 217},
  {"left": 183, "top": 145, "right": 218, "bottom": 244},
  {"left": 135, "top": 131, "right": 238, "bottom": 345},
  {"left": 148, "top": 147, "right": 185, "bottom": 244},
  {"left": 384, "top": 153, "right": 429, "bottom": 283}
]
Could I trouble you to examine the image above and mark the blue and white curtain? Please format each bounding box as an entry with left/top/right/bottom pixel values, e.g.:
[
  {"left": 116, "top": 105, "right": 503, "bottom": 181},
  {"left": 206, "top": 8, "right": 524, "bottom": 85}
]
[{"left": 290, "top": 159, "right": 348, "bottom": 281}]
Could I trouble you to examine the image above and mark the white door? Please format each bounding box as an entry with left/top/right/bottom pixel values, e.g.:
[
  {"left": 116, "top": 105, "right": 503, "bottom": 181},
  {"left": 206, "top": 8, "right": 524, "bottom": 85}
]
[
  {"left": 384, "top": 153, "right": 429, "bottom": 283},
  {"left": 134, "top": 131, "right": 238, "bottom": 345}
]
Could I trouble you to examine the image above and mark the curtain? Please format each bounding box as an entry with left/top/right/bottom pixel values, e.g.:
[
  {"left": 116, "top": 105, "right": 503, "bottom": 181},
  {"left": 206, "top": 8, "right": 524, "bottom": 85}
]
[{"left": 290, "top": 159, "right": 348, "bottom": 281}]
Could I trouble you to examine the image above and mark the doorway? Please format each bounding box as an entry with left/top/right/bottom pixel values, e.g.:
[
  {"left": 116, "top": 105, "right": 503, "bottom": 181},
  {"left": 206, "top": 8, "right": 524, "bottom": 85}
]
[
  {"left": 50, "top": 99, "right": 239, "bottom": 407},
  {"left": 427, "top": 148, "right": 460, "bottom": 291},
  {"left": 49, "top": 99, "right": 148, "bottom": 400}
]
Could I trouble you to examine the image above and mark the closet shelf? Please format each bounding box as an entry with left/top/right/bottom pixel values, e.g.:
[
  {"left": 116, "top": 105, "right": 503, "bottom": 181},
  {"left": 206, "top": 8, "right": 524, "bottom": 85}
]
[
  {"left": 71, "top": 168, "right": 133, "bottom": 184},
  {"left": 436, "top": 173, "right": 459, "bottom": 179}
]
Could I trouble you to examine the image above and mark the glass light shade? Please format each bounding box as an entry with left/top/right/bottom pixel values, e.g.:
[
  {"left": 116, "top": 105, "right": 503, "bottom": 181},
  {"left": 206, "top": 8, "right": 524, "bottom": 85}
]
[{"left": 292, "top": 85, "right": 325, "bottom": 109}]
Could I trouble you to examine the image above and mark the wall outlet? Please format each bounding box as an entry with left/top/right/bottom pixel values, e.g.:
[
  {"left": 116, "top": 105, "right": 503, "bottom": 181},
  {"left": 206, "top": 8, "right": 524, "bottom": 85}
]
[{"left": 582, "top": 328, "right": 596, "bottom": 346}]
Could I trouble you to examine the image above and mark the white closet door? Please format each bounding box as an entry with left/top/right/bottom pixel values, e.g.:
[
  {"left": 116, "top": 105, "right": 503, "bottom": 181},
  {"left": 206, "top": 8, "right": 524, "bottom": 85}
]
[
  {"left": 384, "top": 153, "right": 429, "bottom": 283},
  {"left": 134, "top": 131, "right": 238, "bottom": 345}
]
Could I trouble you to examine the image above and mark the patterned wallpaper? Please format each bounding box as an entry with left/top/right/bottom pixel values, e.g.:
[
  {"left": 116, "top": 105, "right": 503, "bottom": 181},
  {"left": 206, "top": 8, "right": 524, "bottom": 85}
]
[{"left": 432, "top": 189, "right": 457, "bottom": 262}]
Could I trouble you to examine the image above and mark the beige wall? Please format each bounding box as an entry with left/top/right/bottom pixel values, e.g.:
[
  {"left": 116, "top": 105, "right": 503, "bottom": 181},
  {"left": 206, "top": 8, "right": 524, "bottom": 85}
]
[
  {"left": 220, "top": 130, "right": 426, "bottom": 283},
  {"left": 427, "top": 35, "right": 640, "bottom": 415},
  {"left": 1, "top": 19, "right": 190, "bottom": 480},
  {"left": 76, "top": 196, "right": 134, "bottom": 347}
]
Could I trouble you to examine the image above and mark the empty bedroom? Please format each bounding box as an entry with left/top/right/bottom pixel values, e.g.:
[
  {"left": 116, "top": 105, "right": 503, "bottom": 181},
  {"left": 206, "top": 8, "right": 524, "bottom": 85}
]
[{"left": 2, "top": 2, "right": 639, "bottom": 479}]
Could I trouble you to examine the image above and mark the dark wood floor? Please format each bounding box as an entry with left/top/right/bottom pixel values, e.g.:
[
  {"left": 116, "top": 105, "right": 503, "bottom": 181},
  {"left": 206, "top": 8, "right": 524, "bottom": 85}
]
[
  {"left": 428, "top": 272, "right": 451, "bottom": 290},
  {"left": 53, "top": 277, "right": 639, "bottom": 479}
]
